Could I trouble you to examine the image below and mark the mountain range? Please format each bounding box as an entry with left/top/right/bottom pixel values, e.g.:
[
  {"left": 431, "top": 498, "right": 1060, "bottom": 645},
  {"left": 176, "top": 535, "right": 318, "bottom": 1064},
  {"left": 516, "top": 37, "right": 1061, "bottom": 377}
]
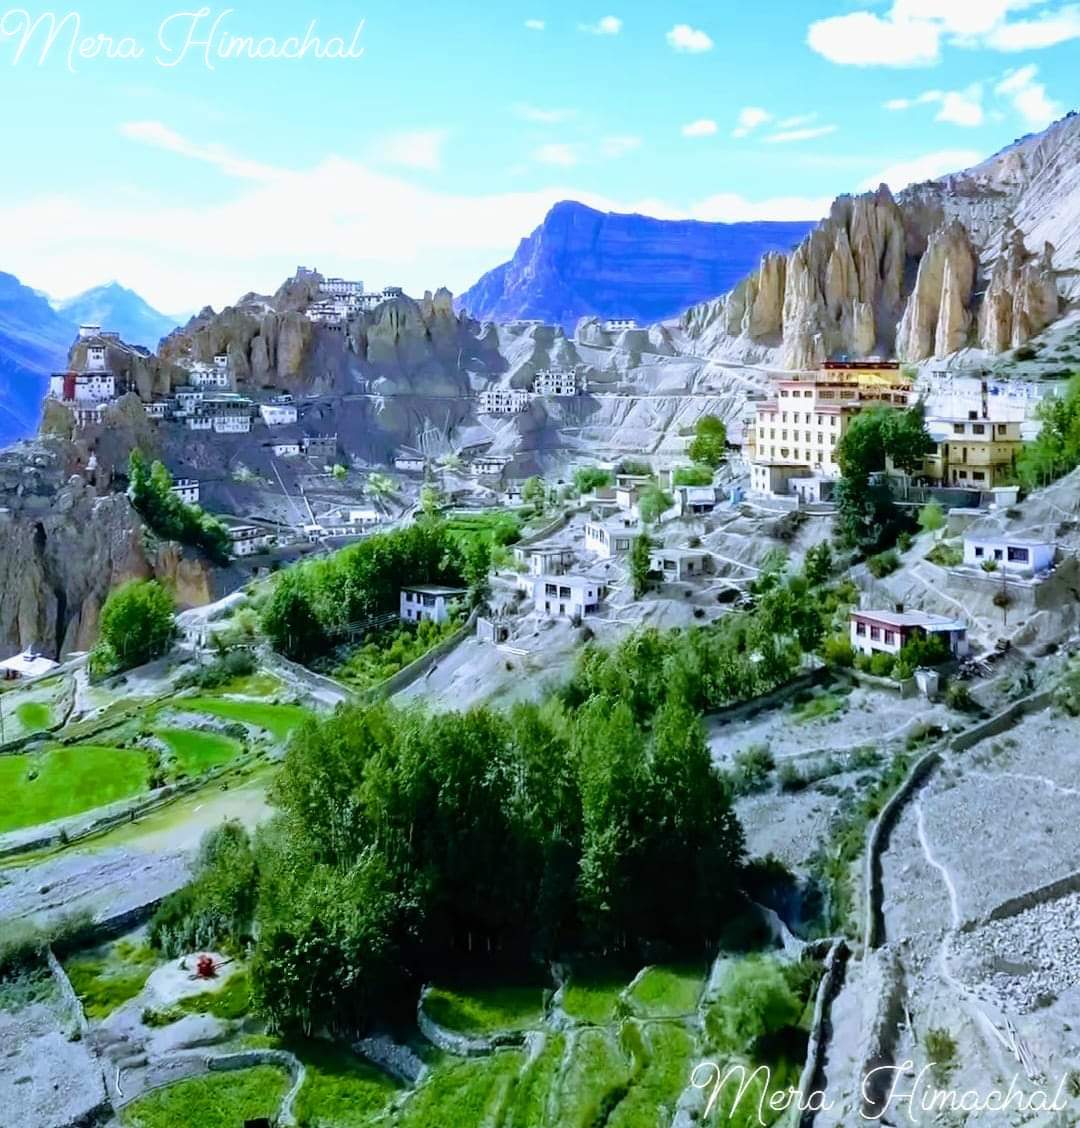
[
  {"left": 456, "top": 200, "right": 815, "bottom": 330},
  {"left": 53, "top": 281, "right": 182, "bottom": 351}
]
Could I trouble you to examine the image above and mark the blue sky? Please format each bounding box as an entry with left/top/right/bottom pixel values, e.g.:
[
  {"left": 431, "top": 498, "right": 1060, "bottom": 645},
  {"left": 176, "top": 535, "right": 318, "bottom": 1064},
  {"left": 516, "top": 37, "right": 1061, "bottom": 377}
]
[{"left": 0, "top": 0, "right": 1077, "bottom": 313}]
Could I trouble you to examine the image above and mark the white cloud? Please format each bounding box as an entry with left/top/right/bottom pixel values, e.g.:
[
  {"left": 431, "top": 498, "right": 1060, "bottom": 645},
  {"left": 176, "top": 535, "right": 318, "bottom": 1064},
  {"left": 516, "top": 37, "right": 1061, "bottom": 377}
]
[
  {"left": 681, "top": 118, "right": 718, "bottom": 138},
  {"left": 579, "top": 15, "right": 622, "bottom": 35},
  {"left": 885, "top": 84, "right": 984, "bottom": 125},
  {"left": 763, "top": 124, "right": 838, "bottom": 144},
  {"left": 690, "top": 193, "right": 832, "bottom": 222},
  {"left": 732, "top": 107, "right": 772, "bottom": 138},
  {"left": 984, "top": 5, "right": 1080, "bottom": 49},
  {"left": 513, "top": 104, "right": 576, "bottom": 124},
  {"left": 807, "top": 1, "right": 1076, "bottom": 66},
  {"left": 117, "top": 121, "right": 282, "bottom": 182},
  {"left": 532, "top": 142, "right": 578, "bottom": 167},
  {"left": 995, "top": 64, "right": 1062, "bottom": 128},
  {"left": 860, "top": 148, "right": 983, "bottom": 190},
  {"left": 524, "top": 18, "right": 545, "bottom": 31},
  {"left": 666, "top": 24, "right": 714, "bottom": 52},
  {"left": 807, "top": 11, "right": 940, "bottom": 67},
  {"left": 600, "top": 135, "right": 642, "bottom": 158},
  {"left": 373, "top": 129, "right": 448, "bottom": 171},
  {"left": 776, "top": 113, "right": 818, "bottom": 129}
]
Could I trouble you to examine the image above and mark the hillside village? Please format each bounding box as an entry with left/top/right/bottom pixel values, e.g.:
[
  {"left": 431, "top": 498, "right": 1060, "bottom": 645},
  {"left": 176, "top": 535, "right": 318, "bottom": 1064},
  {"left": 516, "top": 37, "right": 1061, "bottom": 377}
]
[{"left": 5, "top": 115, "right": 1080, "bottom": 1128}]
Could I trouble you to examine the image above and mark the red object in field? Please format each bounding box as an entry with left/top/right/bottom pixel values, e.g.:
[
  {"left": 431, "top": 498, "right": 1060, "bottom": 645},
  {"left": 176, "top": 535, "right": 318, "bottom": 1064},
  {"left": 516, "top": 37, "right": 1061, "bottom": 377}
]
[
  {"left": 196, "top": 954, "right": 217, "bottom": 979},
  {"left": 63, "top": 372, "right": 76, "bottom": 401}
]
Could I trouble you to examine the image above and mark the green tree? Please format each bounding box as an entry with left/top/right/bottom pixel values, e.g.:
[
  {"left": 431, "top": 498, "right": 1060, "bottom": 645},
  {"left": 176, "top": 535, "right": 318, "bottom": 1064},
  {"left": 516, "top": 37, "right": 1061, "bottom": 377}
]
[
  {"left": 419, "top": 483, "right": 443, "bottom": 516},
  {"left": 637, "top": 484, "right": 674, "bottom": 524},
  {"left": 573, "top": 466, "right": 613, "bottom": 494},
  {"left": 91, "top": 579, "right": 175, "bottom": 675},
  {"left": 803, "top": 542, "right": 834, "bottom": 587},
  {"left": 1017, "top": 372, "right": 1080, "bottom": 488},
  {"left": 917, "top": 500, "right": 945, "bottom": 533},
  {"left": 629, "top": 532, "right": 652, "bottom": 598},
  {"left": 688, "top": 415, "right": 728, "bottom": 468},
  {"left": 367, "top": 472, "right": 395, "bottom": 500},
  {"left": 522, "top": 475, "right": 547, "bottom": 511},
  {"left": 331, "top": 463, "right": 348, "bottom": 481},
  {"left": 673, "top": 464, "right": 714, "bottom": 486},
  {"left": 461, "top": 539, "right": 492, "bottom": 608}
]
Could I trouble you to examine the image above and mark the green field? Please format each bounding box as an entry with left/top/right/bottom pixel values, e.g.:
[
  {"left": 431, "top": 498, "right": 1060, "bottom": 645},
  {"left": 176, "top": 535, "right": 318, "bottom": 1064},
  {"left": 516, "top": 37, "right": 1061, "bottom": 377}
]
[
  {"left": 396, "top": 1049, "right": 525, "bottom": 1128},
  {"left": 444, "top": 509, "right": 524, "bottom": 550},
  {"left": 424, "top": 981, "right": 547, "bottom": 1036},
  {"left": 65, "top": 939, "right": 159, "bottom": 1020},
  {"left": 120, "top": 1065, "right": 289, "bottom": 1128},
  {"left": 0, "top": 744, "right": 149, "bottom": 833},
  {"left": 627, "top": 964, "right": 706, "bottom": 1018},
  {"left": 179, "top": 698, "right": 310, "bottom": 740},
  {"left": 156, "top": 727, "right": 244, "bottom": 777},
  {"left": 560, "top": 963, "right": 629, "bottom": 1025},
  {"left": 14, "top": 700, "right": 52, "bottom": 732},
  {"left": 290, "top": 1038, "right": 401, "bottom": 1128}
]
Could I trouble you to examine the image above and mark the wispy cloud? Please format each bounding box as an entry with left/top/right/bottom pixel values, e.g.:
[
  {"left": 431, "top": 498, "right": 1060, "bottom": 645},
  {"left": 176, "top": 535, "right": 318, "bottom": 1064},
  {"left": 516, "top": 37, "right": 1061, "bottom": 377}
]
[
  {"left": 681, "top": 119, "right": 718, "bottom": 138},
  {"left": 731, "top": 106, "right": 772, "bottom": 138},
  {"left": 118, "top": 121, "right": 282, "bottom": 182},
  {"left": 513, "top": 104, "right": 576, "bottom": 124},
  {"left": 861, "top": 147, "right": 983, "bottom": 190},
  {"left": 776, "top": 113, "right": 818, "bottom": 129},
  {"left": 524, "top": 18, "right": 545, "bottom": 31},
  {"left": 579, "top": 15, "right": 622, "bottom": 35},
  {"left": 532, "top": 142, "right": 578, "bottom": 166},
  {"left": 600, "top": 135, "right": 642, "bottom": 158},
  {"left": 666, "top": 24, "right": 713, "bottom": 52},
  {"left": 884, "top": 83, "right": 984, "bottom": 126},
  {"left": 763, "top": 124, "right": 838, "bottom": 144},
  {"left": 995, "top": 64, "right": 1062, "bottom": 128},
  {"left": 372, "top": 129, "right": 449, "bottom": 171},
  {"left": 983, "top": 5, "right": 1080, "bottom": 49}
]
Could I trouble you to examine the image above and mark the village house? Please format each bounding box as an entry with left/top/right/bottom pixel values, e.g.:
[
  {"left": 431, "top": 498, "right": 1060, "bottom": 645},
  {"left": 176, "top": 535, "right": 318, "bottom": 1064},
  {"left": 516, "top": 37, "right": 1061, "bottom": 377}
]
[
  {"left": 477, "top": 615, "right": 512, "bottom": 644},
  {"left": 604, "top": 318, "right": 638, "bottom": 332},
  {"left": 394, "top": 452, "right": 427, "bottom": 473},
  {"left": 173, "top": 387, "right": 204, "bottom": 414},
  {"left": 382, "top": 286, "right": 405, "bottom": 299},
  {"left": 849, "top": 609, "right": 969, "bottom": 660},
  {"left": 514, "top": 543, "right": 575, "bottom": 575},
  {"left": 302, "top": 434, "right": 338, "bottom": 460},
  {"left": 144, "top": 401, "right": 170, "bottom": 420},
  {"left": 532, "top": 573, "right": 605, "bottom": 619},
  {"left": 0, "top": 646, "right": 60, "bottom": 681},
  {"left": 48, "top": 371, "right": 116, "bottom": 404},
  {"left": 478, "top": 387, "right": 530, "bottom": 414},
  {"left": 962, "top": 535, "right": 1054, "bottom": 575},
  {"left": 471, "top": 454, "right": 510, "bottom": 477},
  {"left": 676, "top": 485, "right": 718, "bottom": 516},
  {"left": 271, "top": 441, "right": 301, "bottom": 458},
  {"left": 228, "top": 524, "right": 274, "bottom": 557},
  {"left": 198, "top": 396, "right": 253, "bottom": 434},
  {"left": 189, "top": 356, "right": 231, "bottom": 390},
  {"left": 746, "top": 361, "right": 912, "bottom": 495},
  {"left": 614, "top": 474, "right": 652, "bottom": 512},
  {"left": 399, "top": 584, "right": 467, "bottom": 625},
  {"left": 532, "top": 368, "right": 582, "bottom": 397},
  {"left": 259, "top": 400, "right": 299, "bottom": 427},
  {"left": 585, "top": 515, "right": 641, "bottom": 558},
  {"left": 171, "top": 478, "right": 199, "bottom": 505},
  {"left": 649, "top": 547, "right": 710, "bottom": 582},
  {"left": 320, "top": 277, "right": 364, "bottom": 298},
  {"left": 912, "top": 415, "right": 1024, "bottom": 488}
]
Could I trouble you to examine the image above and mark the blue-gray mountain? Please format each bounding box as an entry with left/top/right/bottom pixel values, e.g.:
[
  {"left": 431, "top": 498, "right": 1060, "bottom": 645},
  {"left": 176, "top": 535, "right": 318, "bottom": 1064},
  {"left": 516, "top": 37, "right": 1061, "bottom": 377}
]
[
  {"left": 55, "top": 281, "right": 181, "bottom": 352},
  {"left": 0, "top": 271, "right": 73, "bottom": 449},
  {"left": 456, "top": 200, "right": 815, "bottom": 330}
]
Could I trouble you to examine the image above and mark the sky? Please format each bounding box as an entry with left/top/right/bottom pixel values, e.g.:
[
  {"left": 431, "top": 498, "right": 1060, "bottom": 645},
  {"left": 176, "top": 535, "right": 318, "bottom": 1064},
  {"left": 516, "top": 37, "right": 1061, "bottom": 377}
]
[{"left": 0, "top": 0, "right": 1077, "bottom": 314}]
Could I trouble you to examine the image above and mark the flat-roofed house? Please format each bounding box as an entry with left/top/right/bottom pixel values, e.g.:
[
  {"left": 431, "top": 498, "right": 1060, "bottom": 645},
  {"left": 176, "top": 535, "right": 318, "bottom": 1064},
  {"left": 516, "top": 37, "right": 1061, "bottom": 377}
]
[
  {"left": 850, "top": 609, "right": 968, "bottom": 659},
  {"left": 515, "top": 544, "right": 575, "bottom": 575},
  {"left": 0, "top": 646, "right": 60, "bottom": 681},
  {"left": 962, "top": 536, "right": 1054, "bottom": 574},
  {"left": 533, "top": 574, "right": 605, "bottom": 619},
  {"left": 649, "top": 547, "right": 710, "bottom": 582},
  {"left": 400, "top": 584, "right": 467, "bottom": 624},
  {"left": 585, "top": 515, "right": 640, "bottom": 558}
]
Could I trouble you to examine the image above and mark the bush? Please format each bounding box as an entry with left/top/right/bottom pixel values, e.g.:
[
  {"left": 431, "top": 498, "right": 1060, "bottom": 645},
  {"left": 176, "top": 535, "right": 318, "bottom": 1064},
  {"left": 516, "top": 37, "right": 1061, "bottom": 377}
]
[
  {"left": 926, "top": 542, "right": 962, "bottom": 567},
  {"left": 866, "top": 550, "right": 900, "bottom": 578},
  {"left": 1013, "top": 344, "right": 1037, "bottom": 361},
  {"left": 672, "top": 464, "right": 714, "bottom": 487},
  {"left": 777, "top": 761, "right": 807, "bottom": 792},
  {"left": 981, "top": 558, "right": 998, "bottom": 573},
  {"left": 180, "top": 649, "right": 256, "bottom": 690},
  {"left": 90, "top": 580, "right": 176, "bottom": 677},
  {"left": 945, "top": 683, "right": 976, "bottom": 712},
  {"left": 897, "top": 531, "right": 913, "bottom": 553},
  {"left": 869, "top": 652, "right": 896, "bottom": 678},
  {"left": 917, "top": 501, "right": 945, "bottom": 533},
  {"left": 925, "top": 1027, "right": 957, "bottom": 1080},
  {"left": 821, "top": 634, "right": 855, "bottom": 669},
  {"left": 731, "top": 745, "right": 775, "bottom": 795}
]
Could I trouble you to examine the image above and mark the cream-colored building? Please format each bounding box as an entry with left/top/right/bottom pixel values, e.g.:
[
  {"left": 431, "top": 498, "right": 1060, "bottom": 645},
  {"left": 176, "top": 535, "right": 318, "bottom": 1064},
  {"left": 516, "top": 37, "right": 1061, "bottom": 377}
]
[{"left": 914, "top": 416, "right": 1022, "bottom": 487}]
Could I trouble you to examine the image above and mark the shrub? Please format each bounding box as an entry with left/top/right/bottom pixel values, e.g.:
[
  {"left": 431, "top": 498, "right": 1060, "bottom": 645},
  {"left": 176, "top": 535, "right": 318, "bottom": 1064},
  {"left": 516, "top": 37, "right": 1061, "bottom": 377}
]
[
  {"left": 926, "top": 542, "right": 962, "bottom": 567},
  {"left": 1013, "top": 343, "right": 1037, "bottom": 361},
  {"left": 777, "top": 761, "right": 807, "bottom": 792},
  {"left": 896, "top": 531, "right": 913, "bottom": 553},
  {"left": 866, "top": 550, "right": 900, "bottom": 578},
  {"left": 981, "top": 558, "right": 998, "bottom": 573},
  {"left": 945, "top": 683, "right": 976, "bottom": 712},
  {"left": 673, "top": 464, "right": 714, "bottom": 487},
  {"left": 917, "top": 501, "right": 945, "bottom": 533},
  {"left": 925, "top": 1027, "right": 957, "bottom": 1080},
  {"left": 822, "top": 634, "right": 855, "bottom": 669},
  {"left": 869, "top": 652, "right": 895, "bottom": 678},
  {"left": 731, "top": 745, "right": 775, "bottom": 795}
]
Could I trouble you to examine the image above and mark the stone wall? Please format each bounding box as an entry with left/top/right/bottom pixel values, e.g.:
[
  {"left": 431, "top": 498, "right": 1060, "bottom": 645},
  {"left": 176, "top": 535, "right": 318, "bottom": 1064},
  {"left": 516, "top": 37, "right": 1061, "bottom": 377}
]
[
  {"left": 364, "top": 609, "right": 479, "bottom": 702},
  {"left": 796, "top": 938, "right": 849, "bottom": 1128}
]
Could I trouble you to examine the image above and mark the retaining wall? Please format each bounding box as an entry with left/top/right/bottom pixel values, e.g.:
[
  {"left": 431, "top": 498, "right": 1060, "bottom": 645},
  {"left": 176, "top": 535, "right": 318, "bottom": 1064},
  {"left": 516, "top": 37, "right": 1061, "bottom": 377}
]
[
  {"left": 797, "top": 938, "right": 849, "bottom": 1128},
  {"left": 0, "top": 674, "right": 78, "bottom": 755},
  {"left": 364, "top": 609, "right": 479, "bottom": 702},
  {"left": 707, "top": 665, "right": 830, "bottom": 729},
  {"left": 416, "top": 987, "right": 527, "bottom": 1057},
  {"left": 206, "top": 1050, "right": 305, "bottom": 1126}
]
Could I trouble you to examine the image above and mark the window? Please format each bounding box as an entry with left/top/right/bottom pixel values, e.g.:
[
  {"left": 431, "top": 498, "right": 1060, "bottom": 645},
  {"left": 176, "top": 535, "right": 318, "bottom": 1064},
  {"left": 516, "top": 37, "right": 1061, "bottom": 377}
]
[
  {"left": 1007, "top": 546, "right": 1029, "bottom": 563},
  {"left": 953, "top": 423, "right": 964, "bottom": 434},
  {"left": 973, "top": 424, "right": 985, "bottom": 435},
  {"left": 974, "top": 546, "right": 984, "bottom": 558},
  {"left": 884, "top": 630, "right": 895, "bottom": 645},
  {"left": 856, "top": 621, "right": 866, "bottom": 637},
  {"left": 870, "top": 626, "right": 881, "bottom": 641},
  {"left": 973, "top": 471, "right": 985, "bottom": 481}
]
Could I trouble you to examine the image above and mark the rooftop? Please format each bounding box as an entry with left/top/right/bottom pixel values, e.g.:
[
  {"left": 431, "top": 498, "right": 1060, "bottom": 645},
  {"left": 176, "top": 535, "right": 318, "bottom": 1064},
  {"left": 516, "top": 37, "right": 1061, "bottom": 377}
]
[
  {"left": 851, "top": 609, "right": 966, "bottom": 631},
  {"left": 402, "top": 584, "right": 467, "bottom": 596},
  {"left": 962, "top": 534, "right": 1053, "bottom": 547},
  {"left": 0, "top": 647, "right": 60, "bottom": 677}
]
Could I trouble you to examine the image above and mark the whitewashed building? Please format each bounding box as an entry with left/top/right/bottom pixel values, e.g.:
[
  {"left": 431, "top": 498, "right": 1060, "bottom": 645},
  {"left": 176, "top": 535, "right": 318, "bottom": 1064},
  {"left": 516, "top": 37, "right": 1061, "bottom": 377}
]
[
  {"left": 533, "top": 368, "right": 582, "bottom": 397},
  {"left": 394, "top": 453, "right": 427, "bottom": 472},
  {"left": 174, "top": 387, "right": 205, "bottom": 413},
  {"left": 259, "top": 402, "right": 299, "bottom": 426},
  {"left": 850, "top": 609, "right": 969, "bottom": 659},
  {"left": 649, "top": 547, "right": 710, "bottom": 582},
  {"left": 189, "top": 358, "right": 230, "bottom": 389},
  {"left": 478, "top": 387, "right": 530, "bottom": 414},
  {"left": 585, "top": 516, "right": 640, "bottom": 558},
  {"left": 171, "top": 479, "right": 200, "bottom": 505},
  {"left": 228, "top": 525, "right": 274, "bottom": 557},
  {"left": 604, "top": 318, "right": 638, "bottom": 332},
  {"left": 533, "top": 574, "right": 605, "bottom": 619},
  {"left": 271, "top": 441, "right": 301, "bottom": 458},
  {"left": 48, "top": 372, "right": 116, "bottom": 404},
  {"left": 962, "top": 536, "right": 1054, "bottom": 575},
  {"left": 0, "top": 646, "right": 60, "bottom": 681},
  {"left": 400, "top": 584, "right": 466, "bottom": 624},
  {"left": 320, "top": 277, "right": 364, "bottom": 298},
  {"left": 145, "top": 401, "right": 170, "bottom": 419}
]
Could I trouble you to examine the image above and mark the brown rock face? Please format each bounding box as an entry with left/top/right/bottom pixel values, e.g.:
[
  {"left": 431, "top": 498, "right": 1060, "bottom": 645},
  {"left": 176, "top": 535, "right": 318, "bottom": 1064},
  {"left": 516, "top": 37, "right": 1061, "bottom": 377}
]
[
  {"left": 978, "top": 225, "right": 1060, "bottom": 351},
  {"left": 895, "top": 220, "right": 976, "bottom": 361}
]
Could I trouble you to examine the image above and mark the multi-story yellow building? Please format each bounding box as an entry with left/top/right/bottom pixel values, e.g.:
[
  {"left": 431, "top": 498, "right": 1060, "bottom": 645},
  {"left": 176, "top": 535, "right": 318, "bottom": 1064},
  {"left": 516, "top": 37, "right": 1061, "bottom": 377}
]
[
  {"left": 909, "top": 415, "right": 1022, "bottom": 487},
  {"left": 747, "top": 361, "right": 913, "bottom": 494}
]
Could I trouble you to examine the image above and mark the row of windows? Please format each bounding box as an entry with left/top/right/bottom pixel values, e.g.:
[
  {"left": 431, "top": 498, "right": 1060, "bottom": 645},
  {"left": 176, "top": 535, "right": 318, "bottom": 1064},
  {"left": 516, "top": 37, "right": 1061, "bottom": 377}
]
[
  {"left": 951, "top": 422, "right": 1012, "bottom": 436},
  {"left": 854, "top": 622, "right": 898, "bottom": 644},
  {"left": 758, "top": 429, "right": 839, "bottom": 446}
]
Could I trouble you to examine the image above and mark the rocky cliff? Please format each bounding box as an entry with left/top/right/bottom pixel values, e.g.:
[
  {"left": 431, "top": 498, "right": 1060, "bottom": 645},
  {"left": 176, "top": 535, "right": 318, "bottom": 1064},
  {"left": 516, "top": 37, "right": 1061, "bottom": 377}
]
[
  {"left": 680, "top": 112, "right": 1078, "bottom": 368},
  {"left": 0, "top": 436, "right": 214, "bottom": 659},
  {"left": 457, "top": 200, "right": 813, "bottom": 331}
]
